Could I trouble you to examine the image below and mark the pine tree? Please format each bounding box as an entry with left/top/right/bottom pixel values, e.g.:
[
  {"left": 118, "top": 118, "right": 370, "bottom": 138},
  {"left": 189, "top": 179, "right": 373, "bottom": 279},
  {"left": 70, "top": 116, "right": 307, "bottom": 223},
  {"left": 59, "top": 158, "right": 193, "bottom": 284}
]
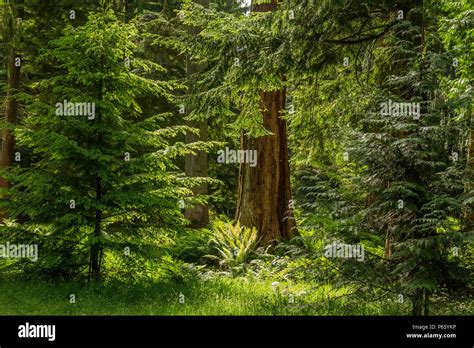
[
  {"left": 0, "top": 9, "right": 210, "bottom": 280},
  {"left": 349, "top": 0, "right": 471, "bottom": 315},
  {"left": 283, "top": 0, "right": 472, "bottom": 315}
]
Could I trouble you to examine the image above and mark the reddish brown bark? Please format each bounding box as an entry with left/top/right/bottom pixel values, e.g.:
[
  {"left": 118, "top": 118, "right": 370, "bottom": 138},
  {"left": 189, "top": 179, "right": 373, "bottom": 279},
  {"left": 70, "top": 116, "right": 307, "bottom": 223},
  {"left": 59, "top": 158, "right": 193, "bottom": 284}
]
[
  {"left": 235, "top": 0, "right": 295, "bottom": 247},
  {"left": 0, "top": 52, "right": 20, "bottom": 190},
  {"left": 235, "top": 89, "right": 296, "bottom": 246}
]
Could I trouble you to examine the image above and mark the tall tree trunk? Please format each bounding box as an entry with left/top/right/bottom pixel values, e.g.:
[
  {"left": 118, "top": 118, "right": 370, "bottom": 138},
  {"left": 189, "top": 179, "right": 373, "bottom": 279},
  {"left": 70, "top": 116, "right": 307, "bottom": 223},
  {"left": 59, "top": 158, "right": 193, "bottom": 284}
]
[
  {"left": 412, "top": 289, "right": 430, "bottom": 316},
  {"left": 0, "top": 2, "right": 22, "bottom": 219},
  {"left": 236, "top": 90, "right": 295, "bottom": 246},
  {"left": 0, "top": 51, "right": 20, "bottom": 189},
  {"left": 184, "top": 0, "right": 209, "bottom": 228},
  {"left": 89, "top": 78, "right": 103, "bottom": 281},
  {"left": 236, "top": 0, "right": 295, "bottom": 246},
  {"left": 90, "top": 175, "right": 102, "bottom": 281},
  {"left": 185, "top": 121, "right": 209, "bottom": 227}
]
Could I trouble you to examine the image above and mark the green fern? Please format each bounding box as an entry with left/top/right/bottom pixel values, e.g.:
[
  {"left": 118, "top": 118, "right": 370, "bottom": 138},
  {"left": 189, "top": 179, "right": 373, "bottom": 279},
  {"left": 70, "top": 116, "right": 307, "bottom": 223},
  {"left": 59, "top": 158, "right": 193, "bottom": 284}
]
[{"left": 210, "top": 221, "right": 259, "bottom": 269}]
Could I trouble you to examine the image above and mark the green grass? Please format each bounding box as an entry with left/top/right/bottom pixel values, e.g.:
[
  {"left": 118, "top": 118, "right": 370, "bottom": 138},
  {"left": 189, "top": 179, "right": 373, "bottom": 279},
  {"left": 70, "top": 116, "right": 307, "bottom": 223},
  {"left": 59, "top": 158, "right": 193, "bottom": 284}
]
[
  {"left": 0, "top": 276, "right": 405, "bottom": 316},
  {"left": 0, "top": 275, "right": 470, "bottom": 316}
]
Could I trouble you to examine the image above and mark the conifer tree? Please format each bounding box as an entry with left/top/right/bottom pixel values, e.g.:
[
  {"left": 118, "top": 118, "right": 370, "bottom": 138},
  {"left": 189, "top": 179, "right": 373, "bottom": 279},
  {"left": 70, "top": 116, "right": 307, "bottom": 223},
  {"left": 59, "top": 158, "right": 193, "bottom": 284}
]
[
  {"left": 348, "top": 0, "right": 471, "bottom": 315},
  {"left": 0, "top": 10, "right": 210, "bottom": 279},
  {"left": 291, "top": 0, "right": 472, "bottom": 315}
]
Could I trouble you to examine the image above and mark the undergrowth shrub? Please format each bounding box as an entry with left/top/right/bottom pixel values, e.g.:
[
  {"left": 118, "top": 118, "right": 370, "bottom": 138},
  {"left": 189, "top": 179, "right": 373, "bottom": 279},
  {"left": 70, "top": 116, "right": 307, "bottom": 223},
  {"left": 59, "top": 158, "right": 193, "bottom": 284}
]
[{"left": 208, "top": 221, "right": 258, "bottom": 272}]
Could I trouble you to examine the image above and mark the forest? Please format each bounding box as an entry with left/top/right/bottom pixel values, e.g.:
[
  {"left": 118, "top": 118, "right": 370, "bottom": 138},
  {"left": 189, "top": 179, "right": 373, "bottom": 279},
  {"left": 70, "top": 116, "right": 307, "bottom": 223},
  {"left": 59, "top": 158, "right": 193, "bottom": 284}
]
[{"left": 0, "top": 0, "right": 472, "bottom": 317}]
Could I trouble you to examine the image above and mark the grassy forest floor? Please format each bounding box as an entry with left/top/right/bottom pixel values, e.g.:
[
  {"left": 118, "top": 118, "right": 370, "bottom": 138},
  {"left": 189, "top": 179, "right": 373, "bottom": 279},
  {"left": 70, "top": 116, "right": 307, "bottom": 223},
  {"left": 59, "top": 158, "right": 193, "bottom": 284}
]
[{"left": 1, "top": 276, "right": 471, "bottom": 316}]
